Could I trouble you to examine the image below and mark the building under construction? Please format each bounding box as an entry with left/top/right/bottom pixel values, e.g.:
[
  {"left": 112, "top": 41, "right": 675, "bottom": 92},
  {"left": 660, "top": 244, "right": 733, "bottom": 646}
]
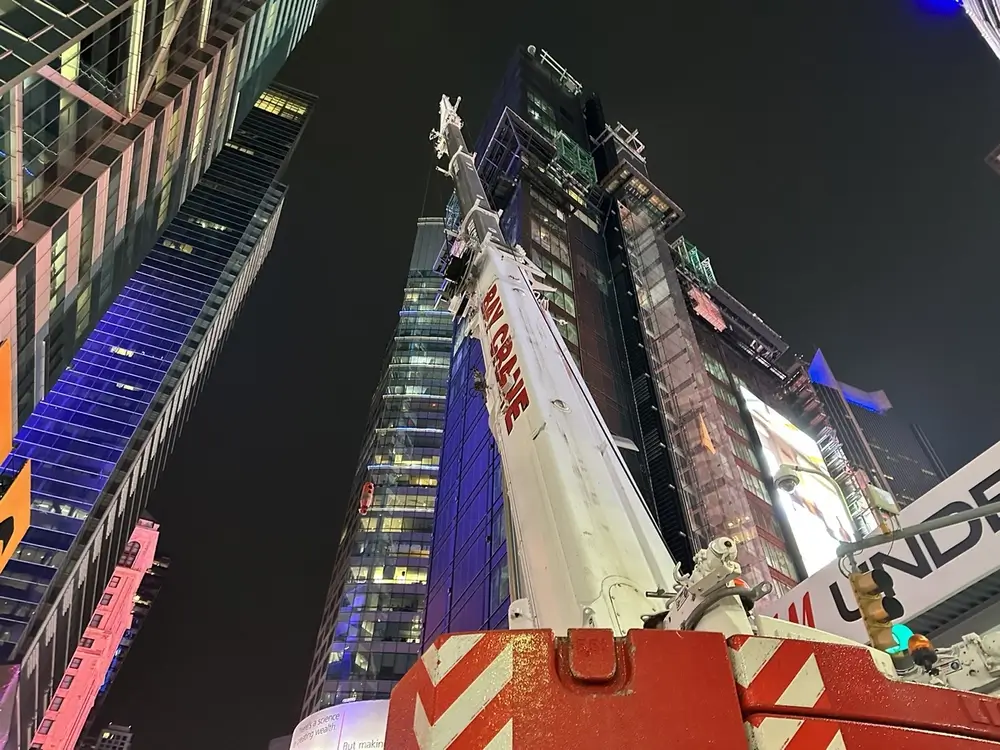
[{"left": 424, "top": 46, "right": 819, "bottom": 646}]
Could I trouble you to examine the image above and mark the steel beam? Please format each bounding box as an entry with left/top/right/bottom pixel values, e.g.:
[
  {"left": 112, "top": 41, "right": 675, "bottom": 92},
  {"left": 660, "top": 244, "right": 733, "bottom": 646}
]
[
  {"left": 836, "top": 498, "right": 1000, "bottom": 559},
  {"left": 10, "top": 83, "right": 23, "bottom": 230},
  {"left": 36, "top": 65, "right": 125, "bottom": 125},
  {"left": 134, "top": 0, "right": 195, "bottom": 111},
  {"left": 0, "top": 2, "right": 136, "bottom": 101}
]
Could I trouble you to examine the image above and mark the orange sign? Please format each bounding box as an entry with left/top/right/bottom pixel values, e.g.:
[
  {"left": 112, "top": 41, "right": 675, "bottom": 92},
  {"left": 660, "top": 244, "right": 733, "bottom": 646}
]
[
  {"left": 0, "top": 340, "right": 29, "bottom": 574},
  {"left": 0, "top": 461, "right": 30, "bottom": 573}
]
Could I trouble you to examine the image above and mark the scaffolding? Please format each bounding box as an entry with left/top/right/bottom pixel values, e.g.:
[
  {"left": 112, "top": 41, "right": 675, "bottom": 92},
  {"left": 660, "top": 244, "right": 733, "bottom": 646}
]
[
  {"left": 476, "top": 107, "right": 605, "bottom": 217},
  {"left": 593, "top": 123, "right": 647, "bottom": 161},
  {"left": 553, "top": 131, "right": 597, "bottom": 187},
  {"left": 610, "top": 188, "right": 780, "bottom": 592},
  {"left": 670, "top": 237, "right": 717, "bottom": 289},
  {"left": 530, "top": 46, "right": 584, "bottom": 97},
  {"left": 781, "top": 363, "right": 879, "bottom": 537}
]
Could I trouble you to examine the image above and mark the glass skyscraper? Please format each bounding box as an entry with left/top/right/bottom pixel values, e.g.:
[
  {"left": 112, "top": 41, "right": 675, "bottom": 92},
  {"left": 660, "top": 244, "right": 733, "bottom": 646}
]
[
  {"left": 0, "top": 1, "right": 323, "bottom": 745},
  {"left": 0, "top": 0, "right": 320, "bottom": 428},
  {"left": 300, "top": 219, "right": 452, "bottom": 714},
  {"left": 963, "top": 1, "right": 1000, "bottom": 173},
  {"left": 965, "top": 0, "right": 1000, "bottom": 61},
  {"left": 0, "top": 82, "right": 315, "bottom": 749}
]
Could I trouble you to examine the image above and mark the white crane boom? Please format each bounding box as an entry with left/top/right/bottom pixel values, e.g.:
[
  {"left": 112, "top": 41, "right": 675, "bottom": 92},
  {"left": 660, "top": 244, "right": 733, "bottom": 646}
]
[
  {"left": 430, "top": 96, "right": 679, "bottom": 636},
  {"left": 428, "top": 94, "right": 1000, "bottom": 695}
]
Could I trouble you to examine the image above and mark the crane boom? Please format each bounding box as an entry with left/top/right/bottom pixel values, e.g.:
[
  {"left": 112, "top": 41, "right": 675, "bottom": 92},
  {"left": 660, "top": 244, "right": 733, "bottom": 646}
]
[
  {"left": 360, "top": 90, "right": 1000, "bottom": 750},
  {"left": 431, "top": 96, "right": 677, "bottom": 636}
]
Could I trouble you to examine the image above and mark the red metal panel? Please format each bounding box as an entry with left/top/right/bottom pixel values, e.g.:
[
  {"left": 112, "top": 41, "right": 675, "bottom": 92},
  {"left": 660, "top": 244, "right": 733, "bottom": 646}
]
[
  {"left": 746, "top": 714, "right": 1000, "bottom": 750},
  {"left": 730, "top": 635, "right": 1000, "bottom": 743},
  {"left": 386, "top": 628, "right": 748, "bottom": 749}
]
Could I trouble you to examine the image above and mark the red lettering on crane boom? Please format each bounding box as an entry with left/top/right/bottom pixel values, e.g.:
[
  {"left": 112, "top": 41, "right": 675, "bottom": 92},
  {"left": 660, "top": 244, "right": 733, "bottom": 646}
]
[
  {"left": 480, "top": 282, "right": 530, "bottom": 435},
  {"left": 482, "top": 285, "right": 504, "bottom": 329}
]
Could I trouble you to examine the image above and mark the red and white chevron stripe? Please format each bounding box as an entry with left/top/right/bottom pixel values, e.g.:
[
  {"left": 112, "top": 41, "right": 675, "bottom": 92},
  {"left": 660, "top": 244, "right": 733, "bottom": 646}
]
[
  {"left": 409, "top": 633, "right": 514, "bottom": 750},
  {"left": 746, "top": 716, "right": 846, "bottom": 750},
  {"left": 729, "top": 636, "right": 830, "bottom": 711}
]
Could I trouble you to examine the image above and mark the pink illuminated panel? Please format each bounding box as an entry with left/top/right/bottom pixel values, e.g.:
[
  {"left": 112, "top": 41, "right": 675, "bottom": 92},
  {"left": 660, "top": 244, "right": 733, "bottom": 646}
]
[
  {"left": 688, "top": 287, "right": 727, "bottom": 333},
  {"left": 29, "top": 520, "right": 159, "bottom": 750}
]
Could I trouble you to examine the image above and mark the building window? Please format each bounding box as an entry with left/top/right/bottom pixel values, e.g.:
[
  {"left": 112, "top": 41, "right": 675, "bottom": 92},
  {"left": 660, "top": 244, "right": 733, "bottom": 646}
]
[
  {"left": 770, "top": 577, "right": 793, "bottom": 597},
  {"left": 69, "top": 657, "right": 82, "bottom": 669},
  {"left": 748, "top": 500, "right": 782, "bottom": 539},
  {"left": 253, "top": 91, "right": 307, "bottom": 122},
  {"left": 100, "top": 593, "right": 112, "bottom": 606},
  {"left": 528, "top": 248, "right": 573, "bottom": 291},
  {"left": 90, "top": 614, "right": 103, "bottom": 627},
  {"left": 711, "top": 380, "right": 739, "bottom": 410},
  {"left": 59, "top": 676, "right": 73, "bottom": 689},
  {"left": 761, "top": 539, "right": 797, "bottom": 581},
  {"left": 119, "top": 542, "right": 141, "bottom": 568},
  {"left": 738, "top": 465, "right": 769, "bottom": 503},
  {"left": 109, "top": 576, "right": 121, "bottom": 588},
  {"left": 721, "top": 410, "right": 749, "bottom": 441},
  {"left": 489, "top": 561, "right": 509, "bottom": 615},
  {"left": 529, "top": 186, "right": 567, "bottom": 223},
  {"left": 526, "top": 90, "right": 558, "bottom": 138},
  {"left": 37, "top": 720, "right": 53, "bottom": 735},
  {"left": 50, "top": 697, "right": 62, "bottom": 711},
  {"left": 703, "top": 353, "right": 728, "bottom": 383},
  {"left": 80, "top": 637, "right": 94, "bottom": 648},
  {"left": 529, "top": 216, "right": 571, "bottom": 266},
  {"left": 557, "top": 319, "right": 579, "bottom": 347},
  {"left": 731, "top": 439, "right": 761, "bottom": 471},
  {"left": 192, "top": 217, "right": 229, "bottom": 232}
]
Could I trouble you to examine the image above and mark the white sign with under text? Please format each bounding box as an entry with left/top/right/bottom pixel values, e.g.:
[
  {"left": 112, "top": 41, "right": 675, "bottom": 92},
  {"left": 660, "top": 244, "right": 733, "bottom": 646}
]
[{"left": 766, "top": 441, "right": 1000, "bottom": 642}]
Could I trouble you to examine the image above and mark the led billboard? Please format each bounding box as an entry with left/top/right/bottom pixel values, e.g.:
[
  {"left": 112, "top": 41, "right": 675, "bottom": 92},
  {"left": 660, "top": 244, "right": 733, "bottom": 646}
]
[{"left": 740, "top": 387, "right": 854, "bottom": 575}]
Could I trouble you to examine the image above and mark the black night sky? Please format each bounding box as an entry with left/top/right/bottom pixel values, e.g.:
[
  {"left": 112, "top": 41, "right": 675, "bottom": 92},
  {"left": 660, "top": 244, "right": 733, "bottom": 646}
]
[{"left": 97, "top": 2, "right": 1000, "bottom": 747}]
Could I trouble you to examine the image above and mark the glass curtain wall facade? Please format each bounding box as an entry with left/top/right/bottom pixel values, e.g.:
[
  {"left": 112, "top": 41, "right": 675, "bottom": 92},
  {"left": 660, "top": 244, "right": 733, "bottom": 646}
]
[
  {"left": 610, "top": 221, "right": 817, "bottom": 595},
  {"left": 79, "top": 724, "right": 133, "bottom": 750},
  {"left": 963, "top": 2, "right": 1000, "bottom": 172},
  {"left": 0, "top": 0, "right": 319, "bottom": 430},
  {"left": 690, "top": 319, "right": 802, "bottom": 595},
  {"left": 0, "top": 84, "right": 314, "bottom": 749},
  {"left": 300, "top": 219, "right": 452, "bottom": 715}
]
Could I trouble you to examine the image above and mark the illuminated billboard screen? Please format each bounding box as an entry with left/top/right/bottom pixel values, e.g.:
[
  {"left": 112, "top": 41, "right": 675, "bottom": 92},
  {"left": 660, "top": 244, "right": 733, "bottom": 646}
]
[{"left": 740, "top": 386, "right": 854, "bottom": 576}]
